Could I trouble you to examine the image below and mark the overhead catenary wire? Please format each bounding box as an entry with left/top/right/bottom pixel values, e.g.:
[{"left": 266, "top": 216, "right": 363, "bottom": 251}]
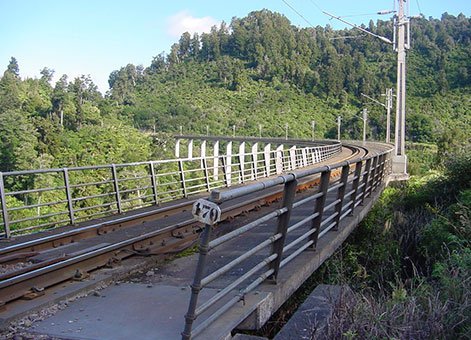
[
  {"left": 307, "top": 0, "right": 323, "bottom": 13},
  {"left": 329, "top": 35, "right": 365, "bottom": 40},
  {"left": 335, "top": 12, "right": 386, "bottom": 18},
  {"left": 282, "top": 0, "right": 315, "bottom": 27},
  {"left": 415, "top": 0, "right": 423, "bottom": 15}
]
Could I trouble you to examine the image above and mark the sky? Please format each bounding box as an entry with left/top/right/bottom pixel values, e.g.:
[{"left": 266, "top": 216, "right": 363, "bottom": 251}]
[{"left": 0, "top": 0, "right": 469, "bottom": 93}]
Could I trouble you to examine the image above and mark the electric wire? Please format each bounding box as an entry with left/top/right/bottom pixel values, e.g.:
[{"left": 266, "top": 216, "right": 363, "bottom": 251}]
[
  {"left": 336, "top": 12, "right": 383, "bottom": 18},
  {"left": 415, "top": 0, "right": 423, "bottom": 15},
  {"left": 308, "top": 0, "right": 323, "bottom": 12},
  {"left": 281, "top": 0, "right": 315, "bottom": 27},
  {"left": 329, "top": 35, "right": 365, "bottom": 40}
]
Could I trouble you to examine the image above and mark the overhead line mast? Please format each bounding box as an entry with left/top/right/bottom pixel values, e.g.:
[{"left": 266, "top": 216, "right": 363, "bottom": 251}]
[
  {"left": 324, "top": 0, "right": 410, "bottom": 178},
  {"left": 392, "top": 0, "right": 409, "bottom": 177}
]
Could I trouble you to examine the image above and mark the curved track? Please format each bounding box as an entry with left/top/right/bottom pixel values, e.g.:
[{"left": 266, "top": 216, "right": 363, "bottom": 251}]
[{"left": 0, "top": 142, "right": 370, "bottom": 309}]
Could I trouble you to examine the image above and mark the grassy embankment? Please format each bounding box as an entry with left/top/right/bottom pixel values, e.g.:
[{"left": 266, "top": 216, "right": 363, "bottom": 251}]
[{"left": 252, "top": 143, "right": 470, "bottom": 339}]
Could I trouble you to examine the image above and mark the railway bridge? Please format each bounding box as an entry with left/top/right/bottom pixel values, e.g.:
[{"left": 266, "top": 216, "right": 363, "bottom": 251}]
[{"left": 0, "top": 135, "right": 397, "bottom": 339}]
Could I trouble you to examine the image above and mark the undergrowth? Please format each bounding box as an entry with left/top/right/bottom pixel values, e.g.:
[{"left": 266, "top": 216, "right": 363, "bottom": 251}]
[
  {"left": 319, "top": 147, "right": 471, "bottom": 339},
  {"left": 242, "top": 145, "right": 470, "bottom": 339}
]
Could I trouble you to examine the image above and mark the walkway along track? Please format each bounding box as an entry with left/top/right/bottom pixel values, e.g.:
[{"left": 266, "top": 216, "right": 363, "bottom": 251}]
[{"left": 0, "top": 142, "right": 365, "bottom": 319}]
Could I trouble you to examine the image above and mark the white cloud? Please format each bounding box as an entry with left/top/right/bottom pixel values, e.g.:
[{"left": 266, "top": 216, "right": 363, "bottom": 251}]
[{"left": 167, "top": 11, "right": 219, "bottom": 38}]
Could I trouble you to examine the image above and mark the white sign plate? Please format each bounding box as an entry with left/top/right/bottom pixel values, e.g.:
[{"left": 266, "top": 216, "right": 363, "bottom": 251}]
[{"left": 192, "top": 199, "right": 222, "bottom": 225}]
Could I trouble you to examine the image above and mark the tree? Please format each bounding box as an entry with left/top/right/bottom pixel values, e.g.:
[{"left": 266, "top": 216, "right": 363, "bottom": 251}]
[
  {"left": 68, "top": 75, "right": 102, "bottom": 129},
  {"left": 0, "top": 59, "right": 24, "bottom": 112},
  {"left": 5, "top": 57, "right": 20, "bottom": 78},
  {"left": 0, "top": 110, "right": 38, "bottom": 172},
  {"left": 178, "top": 32, "right": 191, "bottom": 60},
  {"left": 108, "top": 64, "right": 140, "bottom": 106},
  {"left": 40, "top": 67, "right": 55, "bottom": 83}
]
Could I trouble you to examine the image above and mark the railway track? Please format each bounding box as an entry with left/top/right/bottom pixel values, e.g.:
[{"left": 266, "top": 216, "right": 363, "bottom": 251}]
[{"left": 0, "top": 144, "right": 366, "bottom": 313}]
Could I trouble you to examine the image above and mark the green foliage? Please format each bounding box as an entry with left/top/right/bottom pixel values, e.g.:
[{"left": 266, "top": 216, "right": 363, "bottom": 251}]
[
  {"left": 318, "top": 148, "right": 471, "bottom": 338},
  {"left": 0, "top": 110, "right": 38, "bottom": 172},
  {"left": 406, "top": 142, "right": 437, "bottom": 176}
]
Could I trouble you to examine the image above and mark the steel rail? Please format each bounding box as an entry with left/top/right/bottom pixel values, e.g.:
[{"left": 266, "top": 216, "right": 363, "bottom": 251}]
[
  {"left": 1, "top": 141, "right": 342, "bottom": 237},
  {"left": 0, "top": 143, "right": 363, "bottom": 308},
  {"left": 182, "top": 141, "right": 393, "bottom": 339}
]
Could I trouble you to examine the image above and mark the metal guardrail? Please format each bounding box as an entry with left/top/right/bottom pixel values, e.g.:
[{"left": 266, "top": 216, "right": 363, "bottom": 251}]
[
  {"left": 0, "top": 139, "right": 341, "bottom": 238},
  {"left": 182, "top": 144, "right": 393, "bottom": 339}
]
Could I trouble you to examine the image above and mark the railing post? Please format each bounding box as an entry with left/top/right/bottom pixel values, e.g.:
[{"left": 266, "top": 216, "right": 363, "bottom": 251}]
[
  {"left": 63, "top": 168, "right": 75, "bottom": 225},
  {"left": 149, "top": 162, "right": 159, "bottom": 206},
  {"left": 301, "top": 148, "right": 308, "bottom": 167},
  {"left": 188, "top": 139, "right": 194, "bottom": 160},
  {"left": 372, "top": 156, "right": 380, "bottom": 191},
  {"left": 251, "top": 143, "right": 258, "bottom": 180},
  {"left": 226, "top": 141, "right": 232, "bottom": 186},
  {"left": 0, "top": 172, "right": 11, "bottom": 238},
  {"left": 275, "top": 145, "right": 284, "bottom": 174},
  {"left": 221, "top": 157, "right": 228, "bottom": 187},
  {"left": 213, "top": 140, "right": 219, "bottom": 181},
  {"left": 315, "top": 148, "right": 321, "bottom": 163},
  {"left": 264, "top": 143, "right": 271, "bottom": 177},
  {"left": 238, "top": 142, "right": 245, "bottom": 183},
  {"left": 360, "top": 158, "right": 372, "bottom": 205},
  {"left": 111, "top": 164, "right": 122, "bottom": 213},
  {"left": 289, "top": 146, "right": 297, "bottom": 170},
  {"left": 182, "top": 223, "right": 213, "bottom": 340},
  {"left": 367, "top": 156, "right": 378, "bottom": 197},
  {"left": 374, "top": 154, "right": 382, "bottom": 190},
  {"left": 349, "top": 161, "right": 363, "bottom": 215},
  {"left": 309, "top": 148, "right": 315, "bottom": 165},
  {"left": 269, "top": 177, "right": 297, "bottom": 283},
  {"left": 178, "top": 160, "right": 188, "bottom": 198},
  {"left": 202, "top": 157, "right": 211, "bottom": 192},
  {"left": 378, "top": 154, "right": 386, "bottom": 186},
  {"left": 200, "top": 140, "right": 207, "bottom": 169},
  {"left": 310, "top": 168, "right": 331, "bottom": 248},
  {"left": 334, "top": 164, "right": 350, "bottom": 230},
  {"left": 175, "top": 139, "right": 181, "bottom": 158}
]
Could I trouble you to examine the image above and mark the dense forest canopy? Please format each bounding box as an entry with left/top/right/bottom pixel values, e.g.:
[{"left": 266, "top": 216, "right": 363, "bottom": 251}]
[{"left": 0, "top": 10, "right": 470, "bottom": 173}]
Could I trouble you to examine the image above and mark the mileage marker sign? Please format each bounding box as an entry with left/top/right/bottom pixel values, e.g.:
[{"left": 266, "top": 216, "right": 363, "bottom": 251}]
[{"left": 192, "top": 199, "right": 222, "bottom": 225}]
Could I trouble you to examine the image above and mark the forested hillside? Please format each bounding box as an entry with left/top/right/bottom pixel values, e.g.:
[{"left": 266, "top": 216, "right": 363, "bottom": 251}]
[{"left": 0, "top": 10, "right": 470, "bottom": 173}]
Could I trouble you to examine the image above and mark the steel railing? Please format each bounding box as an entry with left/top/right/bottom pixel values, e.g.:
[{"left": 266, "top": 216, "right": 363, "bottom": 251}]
[
  {"left": 182, "top": 143, "right": 393, "bottom": 339},
  {"left": 0, "top": 139, "right": 341, "bottom": 238}
]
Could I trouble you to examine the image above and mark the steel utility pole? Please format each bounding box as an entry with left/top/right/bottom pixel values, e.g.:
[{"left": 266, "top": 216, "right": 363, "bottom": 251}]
[
  {"left": 324, "top": 0, "right": 410, "bottom": 177},
  {"left": 361, "top": 88, "right": 393, "bottom": 143},
  {"left": 392, "top": 0, "right": 409, "bottom": 176},
  {"left": 311, "top": 120, "right": 315, "bottom": 140},
  {"left": 362, "top": 108, "right": 368, "bottom": 142},
  {"left": 384, "top": 88, "right": 393, "bottom": 143},
  {"left": 337, "top": 116, "right": 342, "bottom": 141}
]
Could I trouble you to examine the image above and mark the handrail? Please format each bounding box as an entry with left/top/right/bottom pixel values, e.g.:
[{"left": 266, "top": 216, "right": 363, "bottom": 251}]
[
  {"left": 182, "top": 142, "right": 393, "bottom": 339},
  {"left": 0, "top": 137, "right": 342, "bottom": 238}
]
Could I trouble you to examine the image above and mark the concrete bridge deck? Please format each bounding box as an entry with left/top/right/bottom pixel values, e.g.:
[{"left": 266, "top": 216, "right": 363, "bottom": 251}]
[
  {"left": 26, "top": 165, "right": 386, "bottom": 340},
  {"left": 0, "top": 137, "right": 394, "bottom": 340}
]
